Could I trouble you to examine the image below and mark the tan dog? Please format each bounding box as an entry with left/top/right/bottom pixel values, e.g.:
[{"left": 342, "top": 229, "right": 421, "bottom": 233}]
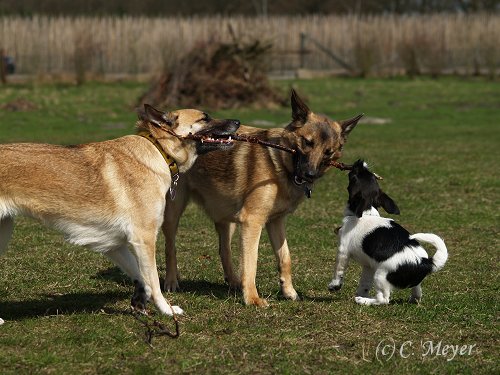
[
  {"left": 163, "top": 90, "right": 361, "bottom": 307},
  {"left": 0, "top": 104, "right": 239, "bottom": 321}
]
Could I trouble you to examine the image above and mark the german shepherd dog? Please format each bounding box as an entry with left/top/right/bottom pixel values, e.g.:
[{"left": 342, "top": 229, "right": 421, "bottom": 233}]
[
  {"left": 0, "top": 104, "right": 239, "bottom": 323},
  {"left": 162, "top": 90, "right": 361, "bottom": 307}
]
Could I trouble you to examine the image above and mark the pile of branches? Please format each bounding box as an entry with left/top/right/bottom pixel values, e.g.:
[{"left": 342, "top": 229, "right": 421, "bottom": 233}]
[{"left": 138, "top": 36, "right": 285, "bottom": 110}]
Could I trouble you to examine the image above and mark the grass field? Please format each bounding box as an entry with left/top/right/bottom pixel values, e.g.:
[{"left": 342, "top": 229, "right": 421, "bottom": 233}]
[{"left": 0, "top": 78, "right": 498, "bottom": 374}]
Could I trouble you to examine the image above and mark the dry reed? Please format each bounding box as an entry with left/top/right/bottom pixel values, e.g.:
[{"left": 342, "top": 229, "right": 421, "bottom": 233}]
[{"left": 0, "top": 14, "right": 498, "bottom": 77}]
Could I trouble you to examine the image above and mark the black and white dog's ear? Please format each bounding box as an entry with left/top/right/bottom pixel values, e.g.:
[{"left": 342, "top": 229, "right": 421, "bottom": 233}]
[{"left": 379, "top": 191, "right": 400, "bottom": 215}]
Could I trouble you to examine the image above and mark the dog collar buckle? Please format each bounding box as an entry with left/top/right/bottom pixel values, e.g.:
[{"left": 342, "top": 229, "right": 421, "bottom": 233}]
[{"left": 169, "top": 173, "right": 180, "bottom": 200}]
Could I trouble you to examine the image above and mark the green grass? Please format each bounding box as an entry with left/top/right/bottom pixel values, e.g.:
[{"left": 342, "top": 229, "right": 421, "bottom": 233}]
[{"left": 0, "top": 78, "right": 498, "bottom": 374}]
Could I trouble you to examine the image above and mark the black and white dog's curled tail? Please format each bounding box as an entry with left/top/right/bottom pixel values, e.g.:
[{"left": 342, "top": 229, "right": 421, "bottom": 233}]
[{"left": 410, "top": 233, "right": 448, "bottom": 272}]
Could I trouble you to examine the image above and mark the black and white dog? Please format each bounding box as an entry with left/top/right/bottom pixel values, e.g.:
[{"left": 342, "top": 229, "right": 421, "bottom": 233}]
[{"left": 328, "top": 160, "right": 448, "bottom": 305}]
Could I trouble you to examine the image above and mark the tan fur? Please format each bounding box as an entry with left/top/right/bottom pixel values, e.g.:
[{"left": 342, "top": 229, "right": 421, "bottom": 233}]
[
  {"left": 0, "top": 106, "right": 239, "bottom": 317},
  {"left": 163, "top": 90, "right": 361, "bottom": 307}
]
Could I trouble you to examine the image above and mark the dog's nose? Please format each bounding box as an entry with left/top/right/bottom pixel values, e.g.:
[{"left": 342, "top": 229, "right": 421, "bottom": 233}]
[
  {"left": 231, "top": 119, "right": 240, "bottom": 126},
  {"left": 305, "top": 170, "right": 317, "bottom": 179}
]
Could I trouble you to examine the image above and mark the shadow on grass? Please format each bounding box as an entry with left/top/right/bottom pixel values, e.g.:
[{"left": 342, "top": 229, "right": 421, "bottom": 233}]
[
  {"left": 94, "top": 266, "right": 131, "bottom": 285},
  {"left": 170, "top": 279, "right": 236, "bottom": 299},
  {"left": 95, "top": 267, "right": 233, "bottom": 300},
  {"left": 1, "top": 290, "right": 129, "bottom": 321}
]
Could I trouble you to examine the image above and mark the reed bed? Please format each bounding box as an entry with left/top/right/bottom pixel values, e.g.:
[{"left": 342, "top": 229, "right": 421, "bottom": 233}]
[{"left": 0, "top": 14, "right": 498, "bottom": 77}]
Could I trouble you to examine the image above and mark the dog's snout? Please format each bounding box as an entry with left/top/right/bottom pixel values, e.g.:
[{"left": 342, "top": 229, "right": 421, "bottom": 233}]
[
  {"left": 226, "top": 119, "right": 240, "bottom": 132},
  {"left": 305, "top": 169, "right": 317, "bottom": 179}
]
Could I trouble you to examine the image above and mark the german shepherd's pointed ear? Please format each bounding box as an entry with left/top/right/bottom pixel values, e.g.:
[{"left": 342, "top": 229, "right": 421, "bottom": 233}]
[
  {"left": 378, "top": 191, "right": 400, "bottom": 215},
  {"left": 140, "top": 104, "right": 174, "bottom": 128},
  {"left": 290, "top": 89, "right": 310, "bottom": 124},
  {"left": 340, "top": 114, "right": 363, "bottom": 137}
]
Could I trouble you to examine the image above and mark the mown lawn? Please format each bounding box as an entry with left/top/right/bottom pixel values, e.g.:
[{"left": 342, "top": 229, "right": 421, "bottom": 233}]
[{"left": 0, "top": 77, "right": 498, "bottom": 374}]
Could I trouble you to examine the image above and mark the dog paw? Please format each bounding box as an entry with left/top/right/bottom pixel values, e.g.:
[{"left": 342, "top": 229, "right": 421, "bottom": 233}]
[
  {"left": 131, "top": 281, "right": 149, "bottom": 311},
  {"left": 282, "top": 287, "right": 300, "bottom": 301},
  {"left": 169, "top": 305, "right": 184, "bottom": 316},
  {"left": 245, "top": 297, "right": 270, "bottom": 308},
  {"left": 355, "top": 296, "right": 373, "bottom": 305},
  {"left": 0, "top": 318, "right": 4, "bottom": 325},
  {"left": 408, "top": 296, "right": 421, "bottom": 304},
  {"left": 164, "top": 279, "right": 180, "bottom": 292},
  {"left": 328, "top": 280, "right": 343, "bottom": 292},
  {"left": 225, "top": 277, "right": 242, "bottom": 290}
]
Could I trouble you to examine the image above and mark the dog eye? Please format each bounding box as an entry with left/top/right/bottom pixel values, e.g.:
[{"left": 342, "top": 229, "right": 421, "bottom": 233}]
[{"left": 302, "top": 137, "right": 314, "bottom": 148}]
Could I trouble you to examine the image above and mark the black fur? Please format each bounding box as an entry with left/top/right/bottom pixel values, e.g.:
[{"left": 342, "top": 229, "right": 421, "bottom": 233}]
[
  {"left": 362, "top": 221, "right": 419, "bottom": 262},
  {"left": 347, "top": 160, "right": 400, "bottom": 217},
  {"left": 386, "top": 259, "right": 434, "bottom": 289}
]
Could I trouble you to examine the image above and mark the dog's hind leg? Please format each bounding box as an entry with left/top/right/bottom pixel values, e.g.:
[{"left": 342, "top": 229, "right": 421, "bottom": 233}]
[
  {"left": 409, "top": 284, "right": 422, "bottom": 304},
  {"left": 215, "top": 222, "right": 240, "bottom": 289},
  {"left": 355, "top": 267, "right": 375, "bottom": 297},
  {"left": 0, "top": 217, "right": 14, "bottom": 256},
  {"left": 355, "top": 271, "right": 391, "bottom": 306},
  {"left": 266, "top": 216, "right": 298, "bottom": 300}
]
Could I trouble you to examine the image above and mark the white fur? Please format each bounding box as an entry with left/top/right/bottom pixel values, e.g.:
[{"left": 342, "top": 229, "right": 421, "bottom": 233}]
[
  {"left": 410, "top": 233, "right": 448, "bottom": 271},
  {"left": 329, "top": 206, "right": 448, "bottom": 306}
]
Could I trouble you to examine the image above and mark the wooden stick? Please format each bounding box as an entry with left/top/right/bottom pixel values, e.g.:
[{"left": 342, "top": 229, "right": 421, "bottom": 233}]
[{"left": 180, "top": 132, "right": 354, "bottom": 172}]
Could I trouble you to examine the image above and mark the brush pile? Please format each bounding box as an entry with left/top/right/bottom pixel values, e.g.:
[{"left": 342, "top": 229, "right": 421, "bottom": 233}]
[{"left": 138, "top": 37, "right": 285, "bottom": 110}]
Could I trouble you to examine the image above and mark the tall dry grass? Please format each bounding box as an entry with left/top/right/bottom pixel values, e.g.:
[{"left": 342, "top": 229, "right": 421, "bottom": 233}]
[{"left": 0, "top": 14, "right": 498, "bottom": 77}]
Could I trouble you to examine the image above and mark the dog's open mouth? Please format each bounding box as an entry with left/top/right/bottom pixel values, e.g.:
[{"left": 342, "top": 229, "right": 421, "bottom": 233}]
[
  {"left": 192, "top": 129, "right": 237, "bottom": 147},
  {"left": 191, "top": 134, "right": 234, "bottom": 145},
  {"left": 191, "top": 120, "right": 240, "bottom": 154}
]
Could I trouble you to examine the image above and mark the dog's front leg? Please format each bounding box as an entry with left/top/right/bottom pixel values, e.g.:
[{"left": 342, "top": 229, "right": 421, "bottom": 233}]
[
  {"left": 239, "top": 221, "right": 268, "bottom": 307},
  {"left": 266, "top": 216, "right": 299, "bottom": 300},
  {"left": 328, "top": 244, "right": 350, "bottom": 292},
  {"left": 131, "top": 233, "right": 183, "bottom": 316},
  {"left": 215, "top": 222, "right": 240, "bottom": 289},
  {"left": 162, "top": 188, "right": 189, "bottom": 292}
]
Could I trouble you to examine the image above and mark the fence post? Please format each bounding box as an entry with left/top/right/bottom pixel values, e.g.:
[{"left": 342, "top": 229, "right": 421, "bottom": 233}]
[
  {"left": 0, "top": 48, "right": 6, "bottom": 84},
  {"left": 299, "top": 32, "right": 306, "bottom": 69}
]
